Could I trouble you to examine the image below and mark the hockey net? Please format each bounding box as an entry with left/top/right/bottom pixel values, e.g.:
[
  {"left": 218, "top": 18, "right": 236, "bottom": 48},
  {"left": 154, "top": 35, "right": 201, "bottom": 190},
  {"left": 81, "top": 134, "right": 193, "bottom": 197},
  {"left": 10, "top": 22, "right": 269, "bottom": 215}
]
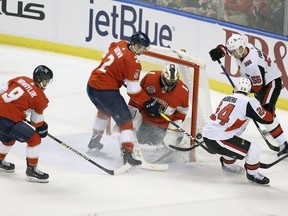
[{"left": 138, "top": 45, "right": 212, "bottom": 162}]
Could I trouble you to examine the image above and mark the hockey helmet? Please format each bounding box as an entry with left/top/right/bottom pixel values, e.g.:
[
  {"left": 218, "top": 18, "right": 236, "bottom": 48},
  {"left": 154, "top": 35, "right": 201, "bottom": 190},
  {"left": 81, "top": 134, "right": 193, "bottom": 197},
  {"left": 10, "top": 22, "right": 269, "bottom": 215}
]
[
  {"left": 130, "top": 31, "right": 151, "bottom": 55},
  {"left": 161, "top": 63, "right": 180, "bottom": 92},
  {"left": 234, "top": 77, "right": 251, "bottom": 95},
  {"left": 130, "top": 31, "right": 151, "bottom": 47},
  {"left": 33, "top": 65, "right": 53, "bottom": 90},
  {"left": 226, "top": 34, "right": 246, "bottom": 57}
]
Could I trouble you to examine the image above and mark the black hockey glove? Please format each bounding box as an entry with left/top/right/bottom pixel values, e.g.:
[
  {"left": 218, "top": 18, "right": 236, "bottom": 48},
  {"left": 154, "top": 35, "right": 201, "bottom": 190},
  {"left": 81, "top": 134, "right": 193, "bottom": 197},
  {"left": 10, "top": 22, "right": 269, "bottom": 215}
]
[
  {"left": 143, "top": 98, "right": 162, "bottom": 117},
  {"left": 36, "top": 122, "right": 48, "bottom": 138},
  {"left": 209, "top": 45, "right": 227, "bottom": 61}
]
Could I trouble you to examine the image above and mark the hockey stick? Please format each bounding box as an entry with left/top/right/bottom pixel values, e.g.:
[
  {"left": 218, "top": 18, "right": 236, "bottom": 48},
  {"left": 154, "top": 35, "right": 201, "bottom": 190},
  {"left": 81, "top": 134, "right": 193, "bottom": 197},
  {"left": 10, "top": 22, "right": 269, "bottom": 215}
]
[
  {"left": 160, "top": 114, "right": 287, "bottom": 168},
  {"left": 160, "top": 113, "right": 213, "bottom": 153},
  {"left": 217, "top": 59, "right": 279, "bottom": 152},
  {"left": 47, "top": 133, "right": 132, "bottom": 175},
  {"left": 260, "top": 153, "right": 288, "bottom": 169},
  {"left": 133, "top": 133, "right": 169, "bottom": 171}
]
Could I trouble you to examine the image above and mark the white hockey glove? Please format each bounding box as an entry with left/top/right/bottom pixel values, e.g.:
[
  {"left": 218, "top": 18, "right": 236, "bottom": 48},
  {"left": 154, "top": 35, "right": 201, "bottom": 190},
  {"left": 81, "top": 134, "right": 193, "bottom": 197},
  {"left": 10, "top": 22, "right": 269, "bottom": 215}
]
[{"left": 163, "top": 120, "right": 184, "bottom": 150}]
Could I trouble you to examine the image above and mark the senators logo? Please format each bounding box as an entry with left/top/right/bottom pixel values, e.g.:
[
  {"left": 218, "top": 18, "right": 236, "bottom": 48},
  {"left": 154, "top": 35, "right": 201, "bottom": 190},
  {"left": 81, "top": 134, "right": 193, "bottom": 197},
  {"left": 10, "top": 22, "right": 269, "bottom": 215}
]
[{"left": 244, "top": 60, "right": 252, "bottom": 67}]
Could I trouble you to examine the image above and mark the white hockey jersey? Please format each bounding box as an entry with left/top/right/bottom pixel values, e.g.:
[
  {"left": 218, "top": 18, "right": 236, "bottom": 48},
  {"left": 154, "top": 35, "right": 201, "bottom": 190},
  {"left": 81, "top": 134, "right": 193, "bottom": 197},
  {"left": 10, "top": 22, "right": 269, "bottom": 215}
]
[
  {"left": 235, "top": 43, "right": 281, "bottom": 93},
  {"left": 202, "top": 92, "right": 273, "bottom": 140}
]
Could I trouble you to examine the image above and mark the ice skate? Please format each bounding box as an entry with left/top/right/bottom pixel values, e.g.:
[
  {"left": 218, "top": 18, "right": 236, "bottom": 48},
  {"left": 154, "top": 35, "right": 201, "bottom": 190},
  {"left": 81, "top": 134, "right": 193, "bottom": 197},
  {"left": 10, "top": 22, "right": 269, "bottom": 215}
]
[
  {"left": 277, "top": 141, "right": 288, "bottom": 157},
  {"left": 220, "top": 157, "right": 245, "bottom": 174},
  {"left": 121, "top": 147, "right": 142, "bottom": 166},
  {"left": 87, "top": 134, "right": 104, "bottom": 155},
  {"left": 246, "top": 172, "right": 270, "bottom": 185},
  {"left": 26, "top": 165, "right": 49, "bottom": 183},
  {"left": 0, "top": 160, "right": 15, "bottom": 173}
]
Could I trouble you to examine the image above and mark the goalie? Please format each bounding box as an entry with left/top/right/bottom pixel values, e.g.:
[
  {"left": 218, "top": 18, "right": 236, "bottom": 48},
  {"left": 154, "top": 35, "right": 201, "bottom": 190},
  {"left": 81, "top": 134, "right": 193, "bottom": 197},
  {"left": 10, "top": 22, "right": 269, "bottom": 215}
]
[{"left": 128, "top": 63, "right": 189, "bottom": 158}]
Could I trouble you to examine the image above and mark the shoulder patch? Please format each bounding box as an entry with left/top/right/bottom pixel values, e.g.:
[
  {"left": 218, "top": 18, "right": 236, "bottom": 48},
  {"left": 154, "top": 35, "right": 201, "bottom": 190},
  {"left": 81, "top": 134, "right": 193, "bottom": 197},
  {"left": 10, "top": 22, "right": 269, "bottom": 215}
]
[
  {"left": 134, "top": 70, "right": 140, "bottom": 79},
  {"left": 146, "top": 85, "right": 156, "bottom": 94}
]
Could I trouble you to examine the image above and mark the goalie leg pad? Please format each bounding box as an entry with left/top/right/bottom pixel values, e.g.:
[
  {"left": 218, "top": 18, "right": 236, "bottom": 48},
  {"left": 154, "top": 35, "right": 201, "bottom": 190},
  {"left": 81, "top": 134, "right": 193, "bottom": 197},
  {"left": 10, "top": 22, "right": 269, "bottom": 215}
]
[
  {"left": 136, "top": 122, "right": 166, "bottom": 145},
  {"left": 128, "top": 105, "right": 143, "bottom": 131},
  {"left": 163, "top": 129, "right": 184, "bottom": 150}
]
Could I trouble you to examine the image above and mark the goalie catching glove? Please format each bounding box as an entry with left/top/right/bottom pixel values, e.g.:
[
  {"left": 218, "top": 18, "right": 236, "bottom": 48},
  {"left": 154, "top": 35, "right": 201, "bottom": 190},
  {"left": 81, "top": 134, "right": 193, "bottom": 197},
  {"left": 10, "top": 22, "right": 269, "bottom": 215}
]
[
  {"left": 209, "top": 45, "right": 227, "bottom": 61},
  {"left": 36, "top": 122, "right": 48, "bottom": 138},
  {"left": 143, "top": 98, "right": 162, "bottom": 117}
]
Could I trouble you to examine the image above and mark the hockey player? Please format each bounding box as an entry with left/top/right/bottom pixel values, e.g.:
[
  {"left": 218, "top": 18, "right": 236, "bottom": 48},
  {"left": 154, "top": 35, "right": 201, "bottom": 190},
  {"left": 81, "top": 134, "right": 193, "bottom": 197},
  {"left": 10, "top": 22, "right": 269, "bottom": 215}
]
[
  {"left": 209, "top": 34, "right": 288, "bottom": 157},
  {"left": 86, "top": 31, "right": 162, "bottom": 165},
  {"left": 202, "top": 77, "right": 273, "bottom": 184},
  {"left": 0, "top": 65, "right": 53, "bottom": 183},
  {"left": 129, "top": 63, "right": 189, "bottom": 150}
]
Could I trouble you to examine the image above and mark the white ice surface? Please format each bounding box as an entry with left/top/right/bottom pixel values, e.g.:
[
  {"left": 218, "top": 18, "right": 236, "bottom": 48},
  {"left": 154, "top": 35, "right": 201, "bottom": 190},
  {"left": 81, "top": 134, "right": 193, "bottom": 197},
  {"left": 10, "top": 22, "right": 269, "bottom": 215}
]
[{"left": 1, "top": 45, "right": 288, "bottom": 216}]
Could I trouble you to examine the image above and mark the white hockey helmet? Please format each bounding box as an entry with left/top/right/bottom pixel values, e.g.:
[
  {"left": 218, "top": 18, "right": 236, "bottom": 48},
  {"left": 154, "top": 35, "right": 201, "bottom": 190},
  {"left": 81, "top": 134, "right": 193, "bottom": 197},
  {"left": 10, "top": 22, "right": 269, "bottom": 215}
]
[
  {"left": 226, "top": 34, "right": 246, "bottom": 56},
  {"left": 161, "top": 63, "right": 180, "bottom": 92},
  {"left": 234, "top": 77, "right": 251, "bottom": 95}
]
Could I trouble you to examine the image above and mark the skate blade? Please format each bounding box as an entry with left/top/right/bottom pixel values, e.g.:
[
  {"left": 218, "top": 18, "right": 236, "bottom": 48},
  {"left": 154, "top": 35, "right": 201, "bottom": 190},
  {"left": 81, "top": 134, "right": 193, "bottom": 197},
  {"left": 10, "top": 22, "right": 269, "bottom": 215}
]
[
  {"left": 247, "top": 180, "right": 270, "bottom": 187},
  {"left": 222, "top": 166, "right": 245, "bottom": 174},
  {"left": 86, "top": 148, "right": 101, "bottom": 155},
  {"left": 0, "top": 169, "right": 15, "bottom": 173},
  {"left": 26, "top": 176, "right": 49, "bottom": 183}
]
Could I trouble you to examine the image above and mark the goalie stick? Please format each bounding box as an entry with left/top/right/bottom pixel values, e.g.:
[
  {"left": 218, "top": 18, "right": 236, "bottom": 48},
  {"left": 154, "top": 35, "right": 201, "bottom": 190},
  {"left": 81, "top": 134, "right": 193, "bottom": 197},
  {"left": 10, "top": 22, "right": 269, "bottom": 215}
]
[
  {"left": 217, "top": 59, "right": 279, "bottom": 152},
  {"left": 133, "top": 133, "right": 169, "bottom": 171},
  {"left": 47, "top": 133, "right": 131, "bottom": 175}
]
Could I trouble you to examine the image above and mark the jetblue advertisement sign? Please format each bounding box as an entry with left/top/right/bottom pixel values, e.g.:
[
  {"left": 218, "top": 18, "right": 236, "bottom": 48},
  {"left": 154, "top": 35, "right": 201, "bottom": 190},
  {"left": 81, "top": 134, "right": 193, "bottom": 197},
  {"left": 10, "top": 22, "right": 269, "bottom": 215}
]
[{"left": 85, "top": 2, "right": 174, "bottom": 47}]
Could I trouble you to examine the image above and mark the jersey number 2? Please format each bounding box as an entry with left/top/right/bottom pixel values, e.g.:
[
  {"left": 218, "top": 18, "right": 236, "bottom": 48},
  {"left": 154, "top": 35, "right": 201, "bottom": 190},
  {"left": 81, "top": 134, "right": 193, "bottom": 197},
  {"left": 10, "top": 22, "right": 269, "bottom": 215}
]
[{"left": 98, "top": 54, "right": 115, "bottom": 72}]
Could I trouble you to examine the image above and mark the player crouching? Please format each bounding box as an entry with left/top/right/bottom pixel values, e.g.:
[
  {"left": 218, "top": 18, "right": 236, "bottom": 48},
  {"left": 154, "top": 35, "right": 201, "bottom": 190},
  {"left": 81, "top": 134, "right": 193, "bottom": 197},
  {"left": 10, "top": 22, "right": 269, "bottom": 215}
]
[{"left": 202, "top": 77, "right": 273, "bottom": 185}]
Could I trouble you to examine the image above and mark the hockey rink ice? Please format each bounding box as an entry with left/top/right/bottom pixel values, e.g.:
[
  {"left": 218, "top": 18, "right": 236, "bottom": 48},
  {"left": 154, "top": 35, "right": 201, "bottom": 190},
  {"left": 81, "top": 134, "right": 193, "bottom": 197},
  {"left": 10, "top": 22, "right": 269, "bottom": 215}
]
[{"left": 1, "top": 45, "right": 288, "bottom": 216}]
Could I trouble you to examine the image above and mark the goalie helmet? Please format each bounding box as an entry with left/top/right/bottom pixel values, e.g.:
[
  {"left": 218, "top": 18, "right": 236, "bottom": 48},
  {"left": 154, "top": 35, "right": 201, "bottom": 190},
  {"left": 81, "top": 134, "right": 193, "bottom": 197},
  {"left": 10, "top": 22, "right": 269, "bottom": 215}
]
[
  {"left": 226, "top": 34, "right": 246, "bottom": 57},
  {"left": 234, "top": 77, "right": 251, "bottom": 95},
  {"left": 33, "top": 65, "right": 53, "bottom": 90},
  {"left": 161, "top": 63, "right": 180, "bottom": 92}
]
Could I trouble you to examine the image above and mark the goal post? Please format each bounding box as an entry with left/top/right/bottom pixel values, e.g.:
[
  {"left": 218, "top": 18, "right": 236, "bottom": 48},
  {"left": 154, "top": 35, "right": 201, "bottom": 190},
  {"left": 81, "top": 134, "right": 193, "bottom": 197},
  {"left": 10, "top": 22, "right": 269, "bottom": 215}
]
[{"left": 139, "top": 45, "right": 212, "bottom": 162}]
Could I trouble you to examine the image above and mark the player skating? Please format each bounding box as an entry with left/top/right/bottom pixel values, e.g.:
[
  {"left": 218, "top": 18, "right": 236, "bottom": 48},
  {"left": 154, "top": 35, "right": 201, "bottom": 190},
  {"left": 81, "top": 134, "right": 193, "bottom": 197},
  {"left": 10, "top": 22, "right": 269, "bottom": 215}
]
[
  {"left": 203, "top": 77, "right": 274, "bottom": 184},
  {"left": 209, "top": 34, "right": 288, "bottom": 156},
  {"left": 0, "top": 65, "right": 53, "bottom": 183}
]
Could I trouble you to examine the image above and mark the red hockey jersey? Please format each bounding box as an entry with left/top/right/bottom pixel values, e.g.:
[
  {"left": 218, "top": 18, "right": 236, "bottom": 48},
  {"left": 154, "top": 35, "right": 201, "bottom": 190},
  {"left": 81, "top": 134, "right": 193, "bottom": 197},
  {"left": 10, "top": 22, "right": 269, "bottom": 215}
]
[
  {"left": 0, "top": 76, "right": 48, "bottom": 126},
  {"left": 88, "top": 40, "right": 150, "bottom": 105},
  {"left": 129, "top": 71, "right": 189, "bottom": 128}
]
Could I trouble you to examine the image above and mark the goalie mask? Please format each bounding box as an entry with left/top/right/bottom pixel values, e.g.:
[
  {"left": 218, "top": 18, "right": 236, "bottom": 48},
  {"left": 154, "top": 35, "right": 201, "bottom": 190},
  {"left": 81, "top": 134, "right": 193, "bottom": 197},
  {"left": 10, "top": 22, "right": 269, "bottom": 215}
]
[
  {"left": 160, "top": 64, "right": 180, "bottom": 92},
  {"left": 33, "top": 65, "right": 53, "bottom": 90},
  {"left": 129, "top": 31, "right": 151, "bottom": 55},
  {"left": 234, "top": 77, "right": 251, "bottom": 95},
  {"left": 226, "top": 34, "right": 246, "bottom": 57}
]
